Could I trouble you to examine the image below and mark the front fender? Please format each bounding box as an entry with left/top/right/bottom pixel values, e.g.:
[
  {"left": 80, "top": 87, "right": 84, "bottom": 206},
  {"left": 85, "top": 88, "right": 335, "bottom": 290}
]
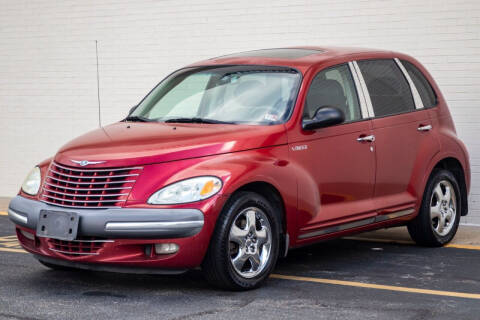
[{"left": 126, "top": 145, "right": 300, "bottom": 240}]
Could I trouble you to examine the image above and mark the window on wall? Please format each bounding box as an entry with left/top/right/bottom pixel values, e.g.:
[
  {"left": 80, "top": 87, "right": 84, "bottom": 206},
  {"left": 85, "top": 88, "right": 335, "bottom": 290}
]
[
  {"left": 304, "top": 64, "right": 361, "bottom": 122},
  {"left": 357, "top": 59, "right": 415, "bottom": 117},
  {"left": 401, "top": 60, "right": 437, "bottom": 108}
]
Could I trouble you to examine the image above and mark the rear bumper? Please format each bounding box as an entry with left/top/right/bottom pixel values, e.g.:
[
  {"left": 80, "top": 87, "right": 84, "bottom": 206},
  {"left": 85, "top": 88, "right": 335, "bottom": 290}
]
[{"left": 8, "top": 195, "right": 204, "bottom": 239}]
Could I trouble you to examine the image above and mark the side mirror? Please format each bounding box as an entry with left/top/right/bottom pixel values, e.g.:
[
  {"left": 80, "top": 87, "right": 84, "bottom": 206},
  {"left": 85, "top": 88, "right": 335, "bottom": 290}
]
[{"left": 302, "top": 106, "right": 345, "bottom": 130}]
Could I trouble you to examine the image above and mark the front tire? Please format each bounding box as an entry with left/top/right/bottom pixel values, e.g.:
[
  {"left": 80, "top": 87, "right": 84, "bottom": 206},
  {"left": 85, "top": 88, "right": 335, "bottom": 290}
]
[
  {"left": 408, "top": 169, "right": 461, "bottom": 246},
  {"left": 202, "top": 191, "right": 281, "bottom": 290}
]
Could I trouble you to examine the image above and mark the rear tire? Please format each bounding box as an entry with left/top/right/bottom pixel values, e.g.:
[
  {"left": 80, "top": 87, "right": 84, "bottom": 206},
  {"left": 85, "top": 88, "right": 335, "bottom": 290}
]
[
  {"left": 408, "top": 169, "right": 461, "bottom": 247},
  {"left": 202, "top": 191, "right": 281, "bottom": 290}
]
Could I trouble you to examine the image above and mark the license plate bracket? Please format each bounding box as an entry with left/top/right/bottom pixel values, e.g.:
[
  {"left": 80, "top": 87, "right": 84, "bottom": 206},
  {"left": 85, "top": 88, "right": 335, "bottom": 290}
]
[{"left": 36, "top": 210, "right": 79, "bottom": 241}]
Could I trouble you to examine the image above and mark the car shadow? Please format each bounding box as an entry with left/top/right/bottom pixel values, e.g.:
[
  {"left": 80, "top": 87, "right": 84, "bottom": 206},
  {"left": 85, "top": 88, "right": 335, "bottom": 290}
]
[{"left": 21, "top": 238, "right": 441, "bottom": 296}]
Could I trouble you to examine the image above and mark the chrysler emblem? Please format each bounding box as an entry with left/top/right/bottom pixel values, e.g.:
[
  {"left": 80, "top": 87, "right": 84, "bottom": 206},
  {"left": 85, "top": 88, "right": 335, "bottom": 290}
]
[{"left": 71, "top": 160, "right": 106, "bottom": 166}]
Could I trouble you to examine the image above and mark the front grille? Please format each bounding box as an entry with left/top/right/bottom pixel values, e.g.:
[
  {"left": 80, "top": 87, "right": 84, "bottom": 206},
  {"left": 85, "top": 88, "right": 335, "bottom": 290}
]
[
  {"left": 47, "top": 237, "right": 113, "bottom": 256},
  {"left": 40, "top": 162, "right": 142, "bottom": 208}
]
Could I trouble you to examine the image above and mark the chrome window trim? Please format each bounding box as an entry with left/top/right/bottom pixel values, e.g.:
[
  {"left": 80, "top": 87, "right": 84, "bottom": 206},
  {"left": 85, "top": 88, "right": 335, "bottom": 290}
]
[
  {"left": 352, "top": 61, "right": 375, "bottom": 118},
  {"left": 348, "top": 61, "right": 369, "bottom": 119},
  {"left": 394, "top": 58, "right": 424, "bottom": 109}
]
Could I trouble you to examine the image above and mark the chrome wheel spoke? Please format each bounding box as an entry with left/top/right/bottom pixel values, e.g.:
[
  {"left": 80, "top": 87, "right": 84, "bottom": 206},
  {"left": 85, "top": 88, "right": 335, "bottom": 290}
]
[
  {"left": 229, "top": 224, "right": 248, "bottom": 245},
  {"left": 249, "top": 253, "right": 261, "bottom": 270},
  {"left": 433, "top": 185, "right": 443, "bottom": 202},
  {"left": 445, "top": 207, "right": 454, "bottom": 221},
  {"left": 437, "top": 216, "right": 446, "bottom": 234},
  {"left": 256, "top": 227, "right": 268, "bottom": 246},
  {"left": 443, "top": 185, "right": 451, "bottom": 202},
  {"left": 232, "top": 248, "right": 249, "bottom": 271},
  {"left": 430, "top": 204, "right": 441, "bottom": 219},
  {"left": 245, "top": 210, "right": 257, "bottom": 233}
]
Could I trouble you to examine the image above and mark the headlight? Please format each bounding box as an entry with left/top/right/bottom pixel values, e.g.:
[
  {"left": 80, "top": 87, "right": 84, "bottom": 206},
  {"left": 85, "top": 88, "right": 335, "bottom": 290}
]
[
  {"left": 21, "top": 166, "right": 41, "bottom": 196},
  {"left": 148, "top": 176, "right": 222, "bottom": 205}
]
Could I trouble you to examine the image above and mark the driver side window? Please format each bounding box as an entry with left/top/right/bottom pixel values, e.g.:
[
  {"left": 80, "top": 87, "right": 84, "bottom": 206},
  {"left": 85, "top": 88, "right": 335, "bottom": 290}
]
[{"left": 304, "top": 64, "right": 361, "bottom": 122}]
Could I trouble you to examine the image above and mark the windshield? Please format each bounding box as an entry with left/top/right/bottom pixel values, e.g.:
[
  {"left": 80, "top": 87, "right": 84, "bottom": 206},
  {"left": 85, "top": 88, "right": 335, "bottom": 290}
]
[{"left": 130, "top": 65, "right": 301, "bottom": 125}]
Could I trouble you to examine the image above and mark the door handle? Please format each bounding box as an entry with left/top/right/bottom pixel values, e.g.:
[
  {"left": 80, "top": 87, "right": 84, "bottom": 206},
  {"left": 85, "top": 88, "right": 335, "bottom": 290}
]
[
  {"left": 417, "top": 124, "right": 432, "bottom": 132},
  {"left": 357, "top": 135, "right": 375, "bottom": 142}
]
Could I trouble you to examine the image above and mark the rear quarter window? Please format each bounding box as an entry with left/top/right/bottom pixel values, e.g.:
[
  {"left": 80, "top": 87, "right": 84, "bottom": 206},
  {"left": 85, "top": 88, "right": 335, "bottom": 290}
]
[
  {"left": 358, "top": 59, "right": 415, "bottom": 117},
  {"left": 401, "top": 60, "right": 437, "bottom": 108}
]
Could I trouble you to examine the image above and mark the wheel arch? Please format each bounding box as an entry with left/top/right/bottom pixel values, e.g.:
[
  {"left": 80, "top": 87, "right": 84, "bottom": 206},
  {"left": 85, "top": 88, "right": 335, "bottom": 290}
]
[
  {"left": 234, "top": 181, "right": 287, "bottom": 233},
  {"left": 224, "top": 181, "right": 289, "bottom": 257},
  {"left": 431, "top": 157, "right": 468, "bottom": 216}
]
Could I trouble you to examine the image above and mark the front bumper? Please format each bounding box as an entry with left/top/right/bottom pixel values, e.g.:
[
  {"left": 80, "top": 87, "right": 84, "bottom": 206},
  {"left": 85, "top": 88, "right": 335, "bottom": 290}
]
[
  {"left": 8, "top": 195, "right": 225, "bottom": 270},
  {"left": 8, "top": 195, "right": 204, "bottom": 239}
]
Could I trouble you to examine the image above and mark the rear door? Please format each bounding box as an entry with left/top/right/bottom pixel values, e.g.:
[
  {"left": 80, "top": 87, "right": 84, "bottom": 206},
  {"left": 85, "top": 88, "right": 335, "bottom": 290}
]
[{"left": 355, "top": 59, "right": 440, "bottom": 217}]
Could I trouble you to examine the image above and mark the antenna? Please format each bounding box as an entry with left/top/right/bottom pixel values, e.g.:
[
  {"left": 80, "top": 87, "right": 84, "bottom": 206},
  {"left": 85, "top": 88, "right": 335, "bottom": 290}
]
[{"left": 95, "top": 40, "right": 101, "bottom": 127}]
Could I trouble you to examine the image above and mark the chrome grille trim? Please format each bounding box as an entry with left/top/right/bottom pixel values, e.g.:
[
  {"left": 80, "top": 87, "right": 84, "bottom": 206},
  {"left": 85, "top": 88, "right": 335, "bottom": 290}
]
[
  {"left": 43, "top": 181, "right": 132, "bottom": 191},
  {"left": 40, "top": 161, "right": 142, "bottom": 208},
  {"left": 53, "top": 162, "right": 143, "bottom": 172},
  {"left": 42, "top": 188, "right": 129, "bottom": 197},
  {"left": 49, "top": 248, "right": 99, "bottom": 256},
  {"left": 46, "top": 176, "right": 136, "bottom": 185},
  {"left": 42, "top": 195, "right": 121, "bottom": 203},
  {"left": 39, "top": 200, "right": 120, "bottom": 209},
  {"left": 49, "top": 169, "right": 139, "bottom": 179}
]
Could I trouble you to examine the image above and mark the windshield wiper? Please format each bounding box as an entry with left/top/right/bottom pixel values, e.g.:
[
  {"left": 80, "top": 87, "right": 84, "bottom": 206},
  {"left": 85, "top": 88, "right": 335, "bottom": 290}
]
[
  {"left": 164, "top": 117, "right": 235, "bottom": 124},
  {"left": 124, "top": 115, "right": 154, "bottom": 122}
]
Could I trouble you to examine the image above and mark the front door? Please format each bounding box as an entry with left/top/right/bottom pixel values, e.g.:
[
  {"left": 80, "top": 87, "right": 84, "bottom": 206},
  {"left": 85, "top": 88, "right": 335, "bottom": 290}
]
[{"left": 289, "top": 63, "right": 376, "bottom": 240}]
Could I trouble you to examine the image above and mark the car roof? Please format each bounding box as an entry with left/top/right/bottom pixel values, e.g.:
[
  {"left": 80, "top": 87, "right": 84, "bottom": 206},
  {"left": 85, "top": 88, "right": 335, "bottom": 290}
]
[{"left": 189, "top": 46, "right": 400, "bottom": 73}]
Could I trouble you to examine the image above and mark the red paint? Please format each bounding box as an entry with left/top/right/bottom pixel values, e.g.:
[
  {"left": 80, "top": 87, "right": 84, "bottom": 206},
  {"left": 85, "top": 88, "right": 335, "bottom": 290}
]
[{"left": 17, "top": 47, "right": 470, "bottom": 268}]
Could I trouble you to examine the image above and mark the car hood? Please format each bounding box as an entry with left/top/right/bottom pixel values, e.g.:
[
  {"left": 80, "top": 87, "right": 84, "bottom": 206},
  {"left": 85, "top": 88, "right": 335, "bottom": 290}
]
[{"left": 54, "top": 122, "right": 287, "bottom": 167}]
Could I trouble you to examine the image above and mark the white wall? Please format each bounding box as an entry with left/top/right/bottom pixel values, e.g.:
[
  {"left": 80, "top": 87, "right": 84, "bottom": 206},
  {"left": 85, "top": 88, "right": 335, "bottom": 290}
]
[{"left": 0, "top": 0, "right": 479, "bottom": 224}]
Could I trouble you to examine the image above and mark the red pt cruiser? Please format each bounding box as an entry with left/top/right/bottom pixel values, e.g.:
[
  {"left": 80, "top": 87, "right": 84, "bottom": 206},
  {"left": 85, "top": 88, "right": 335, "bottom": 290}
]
[{"left": 8, "top": 47, "right": 470, "bottom": 290}]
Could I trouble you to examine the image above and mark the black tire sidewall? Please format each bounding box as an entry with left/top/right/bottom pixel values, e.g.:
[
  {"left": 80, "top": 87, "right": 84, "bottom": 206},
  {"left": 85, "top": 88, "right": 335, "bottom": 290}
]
[
  {"left": 213, "top": 192, "right": 281, "bottom": 289},
  {"left": 421, "top": 169, "right": 461, "bottom": 245}
]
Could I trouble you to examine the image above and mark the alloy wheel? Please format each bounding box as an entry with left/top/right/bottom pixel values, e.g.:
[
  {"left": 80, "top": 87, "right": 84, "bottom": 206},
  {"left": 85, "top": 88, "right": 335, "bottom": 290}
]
[
  {"left": 430, "top": 180, "right": 457, "bottom": 237},
  {"left": 228, "top": 207, "right": 272, "bottom": 279}
]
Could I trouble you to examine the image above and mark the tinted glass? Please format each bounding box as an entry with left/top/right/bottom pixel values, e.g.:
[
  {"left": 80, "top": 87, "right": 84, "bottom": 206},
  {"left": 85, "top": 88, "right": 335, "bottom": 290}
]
[
  {"left": 401, "top": 60, "right": 437, "bottom": 108},
  {"left": 132, "top": 66, "right": 301, "bottom": 125},
  {"left": 358, "top": 59, "right": 415, "bottom": 117},
  {"left": 304, "top": 64, "right": 361, "bottom": 122}
]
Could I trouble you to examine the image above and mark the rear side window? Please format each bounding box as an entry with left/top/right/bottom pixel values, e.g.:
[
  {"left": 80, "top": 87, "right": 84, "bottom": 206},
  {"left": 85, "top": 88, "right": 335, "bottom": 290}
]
[
  {"left": 358, "top": 59, "right": 415, "bottom": 117},
  {"left": 401, "top": 60, "right": 437, "bottom": 108}
]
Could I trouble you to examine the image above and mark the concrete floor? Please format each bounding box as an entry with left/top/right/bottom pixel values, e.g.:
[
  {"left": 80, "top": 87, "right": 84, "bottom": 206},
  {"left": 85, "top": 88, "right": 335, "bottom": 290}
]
[
  {"left": 1, "top": 213, "right": 480, "bottom": 320},
  {"left": 1, "top": 197, "right": 480, "bottom": 319}
]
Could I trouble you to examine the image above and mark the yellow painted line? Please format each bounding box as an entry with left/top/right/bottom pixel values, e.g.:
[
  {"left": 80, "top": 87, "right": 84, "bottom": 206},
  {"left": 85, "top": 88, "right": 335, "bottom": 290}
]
[
  {"left": 0, "top": 235, "right": 19, "bottom": 241},
  {"left": 0, "top": 247, "right": 26, "bottom": 254},
  {"left": 445, "top": 243, "right": 480, "bottom": 250},
  {"left": 0, "top": 211, "right": 7, "bottom": 216},
  {"left": 271, "top": 274, "right": 480, "bottom": 300},
  {"left": 0, "top": 235, "right": 25, "bottom": 253}
]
